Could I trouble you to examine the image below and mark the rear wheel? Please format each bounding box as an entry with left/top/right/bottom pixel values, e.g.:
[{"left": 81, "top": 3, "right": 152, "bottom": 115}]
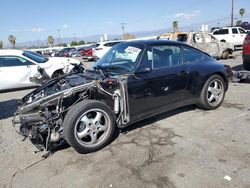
[
  {"left": 63, "top": 100, "right": 116, "bottom": 154},
  {"left": 243, "top": 60, "right": 250, "bottom": 71},
  {"left": 197, "top": 75, "right": 225, "bottom": 110}
]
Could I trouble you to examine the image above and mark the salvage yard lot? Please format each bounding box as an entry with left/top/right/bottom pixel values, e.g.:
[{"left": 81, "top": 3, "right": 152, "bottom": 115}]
[{"left": 0, "top": 55, "right": 250, "bottom": 188}]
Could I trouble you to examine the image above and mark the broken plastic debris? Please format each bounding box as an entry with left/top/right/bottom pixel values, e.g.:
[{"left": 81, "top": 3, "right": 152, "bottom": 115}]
[{"left": 224, "top": 175, "right": 232, "bottom": 181}]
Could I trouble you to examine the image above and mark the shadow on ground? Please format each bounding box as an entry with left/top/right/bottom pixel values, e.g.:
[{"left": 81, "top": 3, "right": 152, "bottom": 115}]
[
  {"left": 53, "top": 105, "right": 197, "bottom": 154},
  {"left": 0, "top": 99, "right": 19, "bottom": 120},
  {"left": 121, "top": 105, "right": 196, "bottom": 134},
  {"left": 232, "top": 64, "right": 244, "bottom": 71}
]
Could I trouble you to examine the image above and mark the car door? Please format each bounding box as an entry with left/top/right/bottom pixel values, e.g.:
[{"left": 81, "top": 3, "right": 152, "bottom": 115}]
[
  {"left": 127, "top": 45, "right": 189, "bottom": 121},
  {"left": 231, "top": 28, "right": 240, "bottom": 45},
  {"left": 238, "top": 28, "right": 247, "bottom": 44},
  {"left": 0, "top": 56, "right": 38, "bottom": 90}
]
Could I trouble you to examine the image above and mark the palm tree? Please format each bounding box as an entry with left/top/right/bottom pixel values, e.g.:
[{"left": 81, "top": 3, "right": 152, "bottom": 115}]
[
  {"left": 0, "top": 41, "right": 3, "bottom": 49},
  {"left": 239, "top": 8, "right": 246, "bottom": 20},
  {"left": 8, "top": 35, "right": 16, "bottom": 48},
  {"left": 47, "top": 35, "right": 54, "bottom": 47},
  {"left": 172, "top": 21, "right": 178, "bottom": 32}
]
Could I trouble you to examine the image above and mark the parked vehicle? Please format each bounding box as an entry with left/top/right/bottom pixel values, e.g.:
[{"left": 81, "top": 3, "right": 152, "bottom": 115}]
[
  {"left": 13, "top": 40, "right": 232, "bottom": 155},
  {"left": 81, "top": 44, "right": 99, "bottom": 61},
  {"left": 240, "top": 22, "right": 250, "bottom": 32},
  {"left": 243, "top": 32, "right": 250, "bottom": 70},
  {"left": 0, "top": 50, "right": 81, "bottom": 91},
  {"left": 93, "top": 41, "right": 122, "bottom": 59},
  {"left": 158, "top": 32, "right": 233, "bottom": 59},
  {"left": 212, "top": 27, "right": 247, "bottom": 48},
  {"left": 55, "top": 47, "right": 76, "bottom": 57}
]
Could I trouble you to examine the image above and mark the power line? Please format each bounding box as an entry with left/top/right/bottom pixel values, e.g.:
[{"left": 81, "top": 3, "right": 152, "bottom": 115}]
[{"left": 120, "top": 23, "right": 126, "bottom": 35}]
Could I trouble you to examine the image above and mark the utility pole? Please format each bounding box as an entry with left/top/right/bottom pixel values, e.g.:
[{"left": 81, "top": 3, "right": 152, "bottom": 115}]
[
  {"left": 57, "top": 29, "right": 61, "bottom": 46},
  {"left": 231, "top": 0, "right": 234, "bottom": 26},
  {"left": 120, "top": 23, "right": 126, "bottom": 36}
]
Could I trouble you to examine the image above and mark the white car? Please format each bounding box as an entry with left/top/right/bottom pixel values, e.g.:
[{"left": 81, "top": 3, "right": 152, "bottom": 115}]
[
  {"left": 212, "top": 27, "right": 247, "bottom": 48},
  {"left": 93, "top": 41, "right": 122, "bottom": 59},
  {"left": 0, "top": 50, "right": 81, "bottom": 91}
]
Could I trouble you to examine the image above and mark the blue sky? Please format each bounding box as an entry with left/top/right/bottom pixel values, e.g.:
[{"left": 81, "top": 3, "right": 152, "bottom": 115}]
[{"left": 0, "top": 0, "right": 249, "bottom": 44}]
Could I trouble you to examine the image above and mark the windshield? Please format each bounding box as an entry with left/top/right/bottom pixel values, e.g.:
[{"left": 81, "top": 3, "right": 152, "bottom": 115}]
[
  {"left": 93, "top": 42, "right": 145, "bottom": 73},
  {"left": 23, "top": 51, "right": 49, "bottom": 63}
]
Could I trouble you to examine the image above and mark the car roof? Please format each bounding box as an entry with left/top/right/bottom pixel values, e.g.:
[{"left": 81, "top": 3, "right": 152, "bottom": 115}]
[
  {"left": 122, "top": 39, "right": 189, "bottom": 47},
  {"left": 0, "top": 49, "right": 24, "bottom": 56}
]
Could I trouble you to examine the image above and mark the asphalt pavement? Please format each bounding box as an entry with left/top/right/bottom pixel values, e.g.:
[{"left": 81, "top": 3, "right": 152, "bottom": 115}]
[{"left": 0, "top": 54, "right": 250, "bottom": 188}]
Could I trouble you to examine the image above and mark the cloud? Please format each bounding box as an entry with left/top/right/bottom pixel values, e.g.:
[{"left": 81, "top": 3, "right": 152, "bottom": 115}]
[
  {"left": 31, "top": 28, "right": 45, "bottom": 32},
  {"left": 174, "top": 10, "right": 201, "bottom": 20},
  {"left": 8, "top": 27, "right": 45, "bottom": 33},
  {"left": 62, "top": 24, "right": 68, "bottom": 29}
]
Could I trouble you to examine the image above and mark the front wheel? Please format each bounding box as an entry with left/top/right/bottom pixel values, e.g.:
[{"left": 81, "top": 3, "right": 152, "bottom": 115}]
[
  {"left": 197, "top": 75, "right": 225, "bottom": 110},
  {"left": 63, "top": 100, "right": 116, "bottom": 154}
]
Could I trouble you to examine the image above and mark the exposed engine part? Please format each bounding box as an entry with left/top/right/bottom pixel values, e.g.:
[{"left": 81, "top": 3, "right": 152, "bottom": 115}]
[
  {"left": 50, "top": 130, "right": 60, "bottom": 142},
  {"left": 113, "top": 90, "right": 120, "bottom": 114}
]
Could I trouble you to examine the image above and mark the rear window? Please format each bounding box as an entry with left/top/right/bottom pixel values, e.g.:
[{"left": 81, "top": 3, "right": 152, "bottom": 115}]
[{"left": 104, "top": 42, "right": 121, "bottom": 47}]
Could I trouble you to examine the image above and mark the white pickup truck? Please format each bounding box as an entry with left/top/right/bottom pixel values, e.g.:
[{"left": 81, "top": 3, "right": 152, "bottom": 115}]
[{"left": 212, "top": 27, "right": 247, "bottom": 48}]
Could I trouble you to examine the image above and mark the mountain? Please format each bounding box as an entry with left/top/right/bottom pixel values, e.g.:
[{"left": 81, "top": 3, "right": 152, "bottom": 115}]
[{"left": 5, "top": 28, "right": 172, "bottom": 48}]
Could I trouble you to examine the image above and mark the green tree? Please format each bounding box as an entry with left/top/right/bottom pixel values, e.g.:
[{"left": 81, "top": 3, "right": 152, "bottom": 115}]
[
  {"left": 59, "top": 43, "right": 68, "bottom": 47},
  {"left": 47, "top": 35, "right": 54, "bottom": 47},
  {"left": 78, "top": 40, "right": 86, "bottom": 45},
  {"left": 172, "top": 21, "right": 178, "bottom": 32},
  {"left": 0, "top": 41, "right": 3, "bottom": 49},
  {"left": 70, "top": 41, "right": 78, "bottom": 46},
  {"left": 8, "top": 35, "right": 16, "bottom": 48},
  {"left": 239, "top": 8, "right": 246, "bottom": 20},
  {"left": 236, "top": 20, "right": 242, "bottom": 26}
]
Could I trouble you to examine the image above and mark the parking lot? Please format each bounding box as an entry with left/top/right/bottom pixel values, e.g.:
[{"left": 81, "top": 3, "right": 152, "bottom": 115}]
[{"left": 0, "top": 55, "right": 250, "bottom": 188}]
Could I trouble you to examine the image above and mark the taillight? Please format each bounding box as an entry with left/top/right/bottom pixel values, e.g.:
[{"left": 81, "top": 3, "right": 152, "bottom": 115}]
[
  {"left": 244, "top": 38, "right": 250, "bottom": 45},
  {"left": 224, "top": 64, "right": 232, "bottom": 74}
]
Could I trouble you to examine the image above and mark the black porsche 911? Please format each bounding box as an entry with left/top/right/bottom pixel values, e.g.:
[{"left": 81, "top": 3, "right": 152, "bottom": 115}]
[{"left": 13, "top": 40, "right": 232, "bottom": 155}]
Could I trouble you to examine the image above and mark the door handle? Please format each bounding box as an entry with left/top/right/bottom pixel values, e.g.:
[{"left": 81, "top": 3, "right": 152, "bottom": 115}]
[{"left": 178, "top": 70, "right": 189, "bottom": 76}]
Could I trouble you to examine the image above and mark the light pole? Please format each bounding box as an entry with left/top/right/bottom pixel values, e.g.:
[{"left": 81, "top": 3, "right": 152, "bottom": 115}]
[
  {"left": 57, "top": 29, "right": 61, "bottom": 46},
  {"left": 230, "top": 0, "right": 234, "bottom": 26},
  {"left": 120, "top": 23, "right": 126, "bottom": 38}
]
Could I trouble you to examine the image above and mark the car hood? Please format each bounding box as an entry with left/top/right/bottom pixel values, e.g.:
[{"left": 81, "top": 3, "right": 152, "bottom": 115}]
[{"left": 21, "top": 70, "right": 103, "bottom": 105}]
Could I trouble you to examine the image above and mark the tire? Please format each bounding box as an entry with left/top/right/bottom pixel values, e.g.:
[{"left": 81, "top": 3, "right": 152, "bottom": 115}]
[
  {"left": 243, "top": 60, "right": 250, "bottom": 71},
  {"left": 63, "top": 100, "right": 116, "bottom": 154},
  {"left": 197, "top": 75, "right": 225, "bottom": 110}
]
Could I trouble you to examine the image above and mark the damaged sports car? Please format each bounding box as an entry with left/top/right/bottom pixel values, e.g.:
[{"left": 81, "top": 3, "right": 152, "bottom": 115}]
[{"left": 13, "top": 40, "right": 232, "bottom": 155}]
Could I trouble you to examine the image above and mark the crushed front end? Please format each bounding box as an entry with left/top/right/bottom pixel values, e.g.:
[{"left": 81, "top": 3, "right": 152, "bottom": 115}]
[{"left": 12, "top": 71, "right": 129, "bottom": 156}]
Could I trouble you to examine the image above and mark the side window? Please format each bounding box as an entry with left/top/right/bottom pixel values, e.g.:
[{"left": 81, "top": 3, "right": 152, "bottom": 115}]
[
  {"left": 239, "top": 28, "right": 246, "bottom": 34},
  {"left": 183, "top": 47, "right": 205, "bottom": 64},
  {"left": 193, "top": 34, "right": 203, "bottom": 43},
  {"left": 232, "top": 28, "right": 238, "bottom": 34},
  {"left": 151, "top": 45, "right": 181, "bottom": 69},
  {"left": 0, "top": 56, "right": 33, "bottom": 67}
]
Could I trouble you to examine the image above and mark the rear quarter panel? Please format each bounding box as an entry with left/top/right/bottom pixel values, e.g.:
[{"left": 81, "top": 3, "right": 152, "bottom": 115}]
[{"left": 185, "top": 58, "right": 228, "bottom": 99}]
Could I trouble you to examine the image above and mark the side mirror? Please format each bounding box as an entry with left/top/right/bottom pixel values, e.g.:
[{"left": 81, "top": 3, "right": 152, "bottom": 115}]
[{"left": 135, "top": 67, "right": 152, "bottom": 76}]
